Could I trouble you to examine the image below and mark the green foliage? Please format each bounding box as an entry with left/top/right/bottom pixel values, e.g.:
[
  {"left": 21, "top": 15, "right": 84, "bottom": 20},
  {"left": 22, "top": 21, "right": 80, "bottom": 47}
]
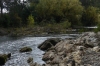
[
  {"left": 10, "top": 14, "right": 22, "bottom": 27},
  {"left": 94, "top": 22, "right": 100, "bottom": 33},
  {"left": 97, "top": 22, "right": 100, "bottom": 31},
  {"left": 81, "top": 6, "right": 99, "bottom": 26},
  {"left": 80, "top": 0, "right": 100, "bottom": 8},
  {"left": 60, "top": 20, "right": 71, "bottom": 29},
  {"left": 36, "top": 0, "right": 83, "bottom": 26},
  {"left": 42, "top": 20, "right": 71, "bottom": 34},
  {"left": 0, "top": 0, "right": 100, "bottom": 29},
  {"left": 27, "top": 14, "right": 35, "bottom": 27},
  {"left": 0, "top": 14, "right": 11, "bottom": 28}
]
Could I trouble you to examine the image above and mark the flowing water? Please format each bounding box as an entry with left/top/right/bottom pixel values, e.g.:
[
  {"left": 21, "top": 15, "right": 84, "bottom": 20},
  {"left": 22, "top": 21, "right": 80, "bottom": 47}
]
[{"left": 0, "top": 34, "right": 79, "bottom": 66}]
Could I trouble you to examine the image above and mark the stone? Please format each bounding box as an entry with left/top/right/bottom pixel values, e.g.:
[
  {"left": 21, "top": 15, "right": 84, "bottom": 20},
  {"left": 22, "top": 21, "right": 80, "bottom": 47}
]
[
  {"left": 27, "top": 57, "right": 33, "bottom": 63},
  {"left": 84, "top": 44, "right": 94, "bottom": 48},
  {"left": 0, "top": 54, "right": 8, "bottom": 65},
  {"left": 42, "top": 51, "right": 55, "bottom": 61},
  {"left": 93, "top": 46, "right": 100, "bottom": 52},
  {"left": 38, "top": 32, "right": 100, "bottom": 66},
  {"left": 7, "top": 53, "right": 11, "bottom": 59},
  {"left": 38, "top": 38, "right": 61, "bottom": 51},
  {"left": 19, "top": 47, "right": 32, "bottom": 52}
]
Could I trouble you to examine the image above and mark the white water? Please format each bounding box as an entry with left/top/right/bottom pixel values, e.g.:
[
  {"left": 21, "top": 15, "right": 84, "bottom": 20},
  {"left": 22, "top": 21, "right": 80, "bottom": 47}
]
[{"left": 0, "top": 34, "right": 78, "bottom": 66}]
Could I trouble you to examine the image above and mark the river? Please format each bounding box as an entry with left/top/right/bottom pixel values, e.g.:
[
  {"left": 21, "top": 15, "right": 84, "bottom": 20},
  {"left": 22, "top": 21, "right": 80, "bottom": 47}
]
[{"left": 0, "top": 34, "right": 79, "bottom": 66}]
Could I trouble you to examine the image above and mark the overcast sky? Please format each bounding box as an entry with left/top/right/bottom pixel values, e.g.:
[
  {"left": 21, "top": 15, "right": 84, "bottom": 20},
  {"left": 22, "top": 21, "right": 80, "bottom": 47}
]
[{"left": 3, "top": 0, "right": 27, "bottom": 13}]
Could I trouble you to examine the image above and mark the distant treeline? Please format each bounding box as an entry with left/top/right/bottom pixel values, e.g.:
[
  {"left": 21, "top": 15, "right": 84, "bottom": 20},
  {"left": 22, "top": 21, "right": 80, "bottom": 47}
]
[{"left": 0, "top": 0, "right": 100, "bottom": 28}]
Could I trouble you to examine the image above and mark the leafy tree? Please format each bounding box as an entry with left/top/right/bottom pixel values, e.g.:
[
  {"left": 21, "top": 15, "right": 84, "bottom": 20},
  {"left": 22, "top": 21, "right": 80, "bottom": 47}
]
[
  {"left": 36, "top": 0, "right": 83, "bottom": 26},
  {"left": 80, "top": 0, "right": 100, "bottom": 8},
  {"left": 10, "top": 13, "right": 22, "bottom": 27},
  {"left": 81, "top": 6, "right": 98, "bottom": 26},
  {"left": 1, "top": 14, "right": 10, "bottom": 27},
  {"left": 8, "top": 0, "right": 31, "bottom": 26}
]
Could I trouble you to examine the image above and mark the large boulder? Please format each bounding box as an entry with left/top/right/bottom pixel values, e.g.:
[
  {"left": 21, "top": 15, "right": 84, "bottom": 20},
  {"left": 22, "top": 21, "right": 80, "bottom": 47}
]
[
  {"left": 19, "top": 47, "right": 32, "bottom": 52},
  {"left": 0, "top": 54, "right": 7, "bottom": 65},
  {"left": 0, "top": 53, "right": 11, "bottom": 65},
  {"left": 38, "top": 38, "right": 61, "bottom": 51}
]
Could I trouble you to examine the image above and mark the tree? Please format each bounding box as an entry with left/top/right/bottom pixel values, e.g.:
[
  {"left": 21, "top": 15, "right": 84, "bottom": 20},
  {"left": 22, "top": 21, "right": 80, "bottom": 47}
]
[
  {"left": 35, "top": 0, "right": 83, "bottom": 26},
  {"left": 80, "top": 0, "right": 100, "bottom": 8},
  {"left": 81, "top": 6, "right": 98, "bottom": 26},
  {"left": 0, "top": 0, "right": 3, "bottom": 16},
  {"left": 8, "top": 0, "right": 30, "bottom": 26}
]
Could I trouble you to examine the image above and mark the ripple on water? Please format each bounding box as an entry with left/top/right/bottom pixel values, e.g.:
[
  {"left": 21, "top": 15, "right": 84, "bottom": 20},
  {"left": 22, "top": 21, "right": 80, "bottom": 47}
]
[{"left": 0, "top": 34, "right": 78, "bottom": 66}]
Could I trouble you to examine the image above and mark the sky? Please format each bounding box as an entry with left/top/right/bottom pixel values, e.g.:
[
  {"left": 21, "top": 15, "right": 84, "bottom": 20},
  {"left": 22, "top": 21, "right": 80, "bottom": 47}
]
[
  {"left": 3, "top": 8, "right": 8, "bottom": 13},
  {"left": 2, "top": 0, "right": 27, "bottom": 13}
]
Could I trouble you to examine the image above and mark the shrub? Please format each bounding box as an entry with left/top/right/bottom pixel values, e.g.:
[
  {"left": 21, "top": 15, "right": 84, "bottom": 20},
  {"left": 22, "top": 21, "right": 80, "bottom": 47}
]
[
  {"left": 60, "top": 20, "right": 71, "bottom": 29},
  {"left": 27, "top": 14, "right": 35, "bottom": 27}
]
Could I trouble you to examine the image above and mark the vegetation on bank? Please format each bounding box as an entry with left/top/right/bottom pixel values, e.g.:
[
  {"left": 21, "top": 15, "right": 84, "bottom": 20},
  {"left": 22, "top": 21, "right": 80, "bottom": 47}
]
[{"left": 0, "top": 0, "right": 100, "bottom": 33}]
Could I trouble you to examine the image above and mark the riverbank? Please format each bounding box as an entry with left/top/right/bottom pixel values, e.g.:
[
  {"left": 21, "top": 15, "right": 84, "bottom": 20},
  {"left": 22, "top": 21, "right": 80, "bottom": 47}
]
[
  {"left": 0, "top": 26, "right": 67, "bottom": 37},
  {"left": 0, "top": 25, "right": 97, "bottom": 37},
  {"left": 28, "top": 32, "right": 100, "bottom": 66}
]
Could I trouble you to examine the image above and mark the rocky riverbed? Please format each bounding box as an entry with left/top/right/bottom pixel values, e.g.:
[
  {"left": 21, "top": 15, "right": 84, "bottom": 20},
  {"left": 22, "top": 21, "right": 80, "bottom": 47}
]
[
  {"left": 0, "top": 34, "right": 78, "bottom": 66},
  {"left": 28, "top": 32, "right": 100, "bottom": 66}
]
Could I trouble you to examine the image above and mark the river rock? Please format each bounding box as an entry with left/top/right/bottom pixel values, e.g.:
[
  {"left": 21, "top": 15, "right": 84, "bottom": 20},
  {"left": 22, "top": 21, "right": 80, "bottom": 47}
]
[
  {"left": 27, "top": 57, "right": 33, "bottom": 63},
  {"left": 38, "top": 38, "right": 61, "bottom": 51},
  {"left": 42, "top": 51, "right": 55, "bottom": 61},
  {"left": 33, "top": 32, "right": 100, "bottom": 66},
  {"left": 19, "top": 47, "right": 32, "bottom": 52},
  {"left": 0, "top": 54, "right": 8, "bottom": 65},
  {"left": 92, "top": 46, "right": 100, "bottom": 52},
  {"left": 7, "top": 53, "right": 11, "bottom": 59}
]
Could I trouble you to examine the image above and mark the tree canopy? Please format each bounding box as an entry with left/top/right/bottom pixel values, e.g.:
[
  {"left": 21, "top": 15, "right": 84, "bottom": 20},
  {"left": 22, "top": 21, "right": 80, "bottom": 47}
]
[{"left": 0, "top": 0, "right": 99, "bottom": 28}]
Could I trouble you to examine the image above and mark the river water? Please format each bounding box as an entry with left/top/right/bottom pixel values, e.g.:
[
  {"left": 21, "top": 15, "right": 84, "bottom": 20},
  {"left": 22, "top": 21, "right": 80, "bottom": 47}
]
[{"left": 0, "top": 34, "right": 79, "bottom": 66}]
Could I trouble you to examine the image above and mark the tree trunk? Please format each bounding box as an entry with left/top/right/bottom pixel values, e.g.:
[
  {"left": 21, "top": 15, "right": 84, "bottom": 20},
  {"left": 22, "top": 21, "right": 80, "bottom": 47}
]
[
  {"left": 0, "top": 0, "right": 3, "bottom": 17},
  {"left": 1, "top": 6, "right": 3, "bottom": 16}
]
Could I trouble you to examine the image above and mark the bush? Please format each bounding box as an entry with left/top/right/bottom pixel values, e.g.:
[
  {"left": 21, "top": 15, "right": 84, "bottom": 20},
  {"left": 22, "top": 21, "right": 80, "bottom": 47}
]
[
  {"left": 27, "top": 14, "right": 35, "bottom": 27},
  {"left": 60, "top": 20, "right": 71, "bottom": 29}
]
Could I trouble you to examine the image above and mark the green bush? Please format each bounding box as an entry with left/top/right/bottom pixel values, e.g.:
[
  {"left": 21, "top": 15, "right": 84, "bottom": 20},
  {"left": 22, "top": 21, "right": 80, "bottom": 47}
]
[
  {"left": 27, "top": 14, "right": 35, "bottom": 27},
  {"left": 60, "top": 20, "right": 71, "bottom": 29}
]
